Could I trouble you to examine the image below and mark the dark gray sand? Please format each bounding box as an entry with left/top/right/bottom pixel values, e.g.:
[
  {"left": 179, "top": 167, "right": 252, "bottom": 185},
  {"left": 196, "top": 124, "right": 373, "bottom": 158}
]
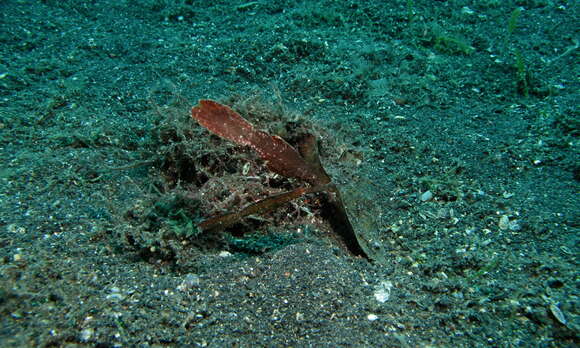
[{"left": 0, "top": 1, "right": 578, "bottom": 346}]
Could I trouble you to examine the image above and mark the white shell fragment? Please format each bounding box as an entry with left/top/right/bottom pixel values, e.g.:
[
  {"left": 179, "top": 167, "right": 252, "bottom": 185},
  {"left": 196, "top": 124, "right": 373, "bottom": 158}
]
[
  {"left": 498, "top": 215, "right": 521, "bottom": 231},
  {"left": 374, "top": 281, "right": 393, "bottom": 303},
  {"left": 550, "top": 303, "right": 567, "bottom": 325},
  {"left": 177, "top": 273, "right": 201, "bottom": 292}
]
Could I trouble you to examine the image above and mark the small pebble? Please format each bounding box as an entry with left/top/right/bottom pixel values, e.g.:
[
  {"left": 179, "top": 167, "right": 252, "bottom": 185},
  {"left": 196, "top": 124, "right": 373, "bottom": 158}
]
[
  {"left": 219, "top": 251, "right": 232, "bottom": 258},
  {"left": 420, "top": 190, "right": 433, "bottom": 202},
  {"left": 105, "top": 287, "right": 125, "bottom": 302},
  {"left": 80, "top": 328, "right": 94, "bottom": 341},
  {"left": 498, "top": 215, "right": 510, "bottom": 230}
]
